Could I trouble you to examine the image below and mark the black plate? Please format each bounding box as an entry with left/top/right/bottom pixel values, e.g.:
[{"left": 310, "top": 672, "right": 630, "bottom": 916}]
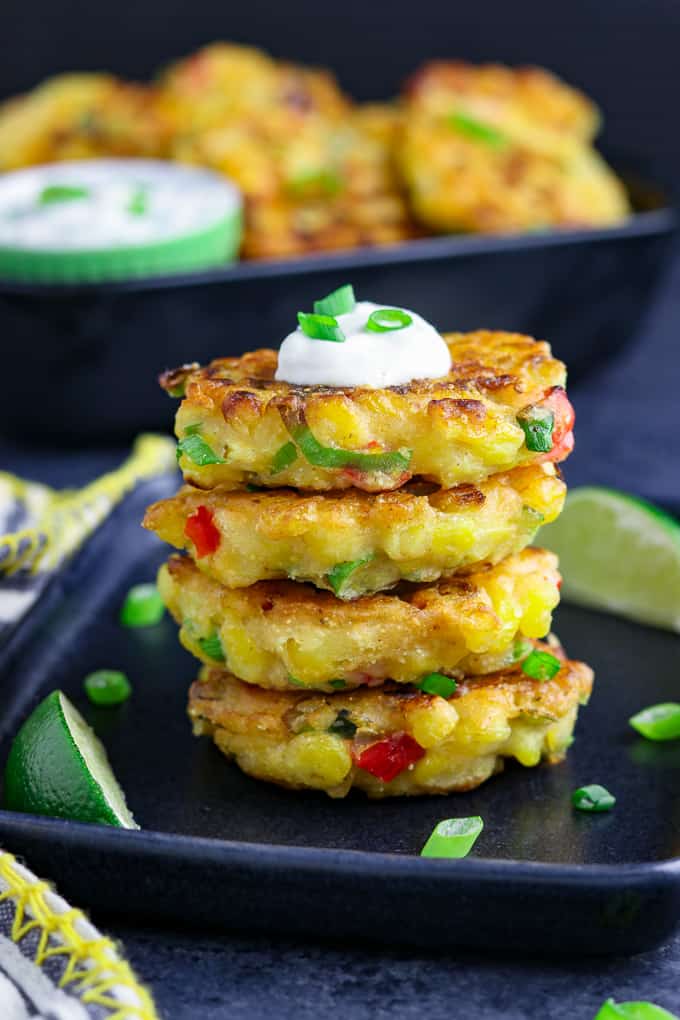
[
  {"left": 0, "top": 203, "right": 675, "bottom": 443},
  {"left": 1, "top": 475, "right": 679, "bottom": 956}
]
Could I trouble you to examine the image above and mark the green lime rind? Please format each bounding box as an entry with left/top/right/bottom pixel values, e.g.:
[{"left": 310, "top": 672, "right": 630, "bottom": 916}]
[
  {"left": 595, "top": 999, "right": 680, "bottom": 1020},
  {"left": 538, "top": 486, "right": 680, "bottom": 633},
  {"left": 0, "top": 208, "right": 241, "bottom": 284},
  {"left": 4, "top": 690, "right": 137, "bottom": 828}
]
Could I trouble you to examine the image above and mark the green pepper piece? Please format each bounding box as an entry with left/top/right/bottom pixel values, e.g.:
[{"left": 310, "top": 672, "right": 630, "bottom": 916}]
[
  {"left": 290, "top": 423, "right": 411, "bottom": 475},
  {"left": 521, "top": 649, "right": 561, "bottom": 681},
  {"left": 517, "top": 406, "right": 555, "bottom": 453},
  {"left": 177, "top": 433, "right": 226, "bottom": 466},
  {"left": 418, "top": 673, "right": 457, "bottom": 699},
  {"left": 198, "top": 632, "right": 225, "bottom": 662},
  {"left": 271, "top": 441, "right": 298, "bottom": 475},
  {"left": 326, "top": 554, "right": 375, "bottom": 596}
]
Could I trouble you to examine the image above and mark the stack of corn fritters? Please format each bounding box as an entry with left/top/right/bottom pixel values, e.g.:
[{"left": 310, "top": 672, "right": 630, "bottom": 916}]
[{"left": 144, "top": 318, "right": 593, "bottom": 798}]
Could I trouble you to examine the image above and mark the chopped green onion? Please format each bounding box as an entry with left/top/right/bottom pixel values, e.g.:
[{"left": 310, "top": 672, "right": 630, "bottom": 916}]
[
  {"left": 84, "top": 670, "right": 131, "bottom": 707},
  {"left": 521, "top": 505, "right": 545, "bottom": 528},
  {"left": 271, "top": 441, "right": 298, "bottom": 475},
  {"left": 290, "top": 423, "right": 412, "bottom": 475},
  {"left": 288, "top": 675, "right": 307, "bottom": 688},
  {"left": 330, "top": 679, "right": 347, "bottom": 690},
  {"left": 521, "top": 649, "right": 561, "bottom": 681},
  {"left": 517, "top": 405, "right": 555, "bottom": 453},
  {"left": 365, "top": 308, "right": 413, "bottom": 333},
  {"left": 127, "top": 187, "right": 149, "bottom": 216},
  {"left": 184, "top": 423, "right": 202, "bottom": 436},
  {"left": 197, "top": 632, "right": 225, "bottom": 662},
  {"left": 327, "top": 709, "right": 357, "bottom": 739},
  {"left": 314, "top": 284, "right": 356, "bottom": 317},
  {"left": 288, "top": 167, "right": 343, "bottom": 196},
  {"left": 120, "top": 583, "right": 165, "bottom": 628},
  {"left": 421, "top": 816, "right": 484, "bottom": 859},
  {"left": 572, "top": 784, "right": 616, "bottom": 813},
  {"left": 595, "top": 1000, "right": 679, "bottom": 1020},
  {"left": 176, "top": 433, "right": 226, "bottom": 466},
  {"left": 513, "top": 637, "right": 534, "bottom": 662},
  {"left": 38, "top": 185, "right": 90, "bottom": 205},
  {"left": 327, "top": 554, "right": 375, "bottom": 596},
  {"left": 297, "top": 312, "right": 345, "bottom": 343},
  {"left": 167, "top": 383, "right": 186, "bottom": 398},
  {"left": 629, "top": 703, "right": 680, "bottom": 742},
  {"left": 448, "top": 111, "right": 507, "bottom": 147},
  {"left": 419, "top": 673, "right": 457, "bottom": 699}
]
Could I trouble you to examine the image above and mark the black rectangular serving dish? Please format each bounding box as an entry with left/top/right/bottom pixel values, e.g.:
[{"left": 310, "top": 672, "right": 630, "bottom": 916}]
[
  {"left": 0, "top": 475, "right": 679, "bottom": 956},
  {"left": 0, "top": 199, "right": 675, "bottom": 443}
]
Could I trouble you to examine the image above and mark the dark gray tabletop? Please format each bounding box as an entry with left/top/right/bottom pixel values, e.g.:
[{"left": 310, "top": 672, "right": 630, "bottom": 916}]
[
  {"left": 113, "top": 924, "right": 680, "bottom": 1020},
  {"left": 2, "top": 250, "right": 679, "bottom": 1019}
]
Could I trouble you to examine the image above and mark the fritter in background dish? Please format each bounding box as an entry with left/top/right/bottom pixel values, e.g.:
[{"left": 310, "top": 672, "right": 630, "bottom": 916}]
[
  {"left": 396, "top": 61, "right": 630, "bottom": 233},
  {"left": 0, "top": 73, "right": 170, "bottom": 170},
  {"left": 188, "top": 650, "right": 593, "bottom": 797},
  {"left": 144, "top": 464, "right": 565, "bottom": 597},
  {"left": 165, "top": 331, "right": 574, "bottom": 492},
  {"left": 160, "top": 45, "right": 415, "bottom": 258},
  {"left": 158, "top": 547, "right": 561, "bottom": 690}
]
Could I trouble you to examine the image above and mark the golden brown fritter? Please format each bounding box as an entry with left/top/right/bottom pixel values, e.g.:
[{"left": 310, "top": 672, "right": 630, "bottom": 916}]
[
  {"left": 397, "top": 61, "right": 629, "bottom": 234},
  {"left": 165, "top": 330, "right": 573, "bottom": 492},
  {"left": 144, "top": 464, "right": 565, "bottom": 598},
  {"left": 159, "top": 45, "right": 415, "bottom": 258},
  {"left": 158, "top": 42, "right": 350, "bottom": 129},
  {"left": 0, "top": 74, "right": 171, "bottom": 171},
  {"left": 158, "top": 547, "right": 561, "bottom": 690},
  {"left": 188, "top": 650, "right": 593, "bottom": 797}
]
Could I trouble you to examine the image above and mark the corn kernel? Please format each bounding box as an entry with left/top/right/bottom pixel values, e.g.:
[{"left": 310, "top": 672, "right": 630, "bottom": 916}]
[{"left": 286, "top": 732, "right": 352, "bottom": 787}]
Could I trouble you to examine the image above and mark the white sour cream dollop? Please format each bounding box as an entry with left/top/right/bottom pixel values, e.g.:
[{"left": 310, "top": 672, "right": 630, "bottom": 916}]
[{"left": 275, "top": 301, "right": 452, "bottom": 388}]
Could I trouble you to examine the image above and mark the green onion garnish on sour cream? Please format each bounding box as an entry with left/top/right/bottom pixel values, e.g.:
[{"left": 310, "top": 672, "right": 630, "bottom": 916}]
[
  {"left": 366, "top": 308, "right": 413, "bottom": 332},
  {"left": 276, "top": 292, "right": 451, "bottom": 388},
  {"left": 314, "top": 284, "right": 356, "bottom": 317},
  {"left": 38, "top": 185, "right": 90, "bottom": 205},
  {"left": 297, "top": 312, "right": 346, "bottom": 343}
]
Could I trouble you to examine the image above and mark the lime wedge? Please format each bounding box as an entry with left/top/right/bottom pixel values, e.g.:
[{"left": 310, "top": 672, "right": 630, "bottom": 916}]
[
  {"left": 4, "top": 690, "right": 138, "bottom": 828},
  {"left": 539, "top": 487, "right": 680, "bottom": 632}
]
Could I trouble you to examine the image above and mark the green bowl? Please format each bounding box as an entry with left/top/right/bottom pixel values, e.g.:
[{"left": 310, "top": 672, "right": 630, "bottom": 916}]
[{"left": 0, "top": 159, "right": 242, "bottom": 283}]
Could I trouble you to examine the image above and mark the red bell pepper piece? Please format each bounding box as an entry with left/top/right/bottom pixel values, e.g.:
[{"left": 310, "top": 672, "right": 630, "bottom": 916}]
[
  {"left": 184, "top": 505, "right": 220, "bottom": 558},
  {"left": 355, "top": 733, "right": 425, "bottom": 782},
  {"left": 544, "top": 386, "right": 575, "bottom": 446}
]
